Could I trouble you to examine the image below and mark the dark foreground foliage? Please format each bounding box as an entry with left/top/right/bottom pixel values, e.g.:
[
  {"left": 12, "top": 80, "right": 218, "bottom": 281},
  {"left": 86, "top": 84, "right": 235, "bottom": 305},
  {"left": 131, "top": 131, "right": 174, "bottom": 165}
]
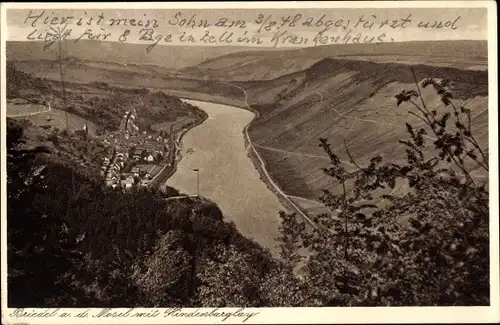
[
  {"left": 7, "top": 74, "right": 489, "bottom": 307},
  {"left": 277, "top": 73, "right": 490, "bottom": 306},
  {"left": 7, "top": 118, "right": 278, "bottom": 307}
]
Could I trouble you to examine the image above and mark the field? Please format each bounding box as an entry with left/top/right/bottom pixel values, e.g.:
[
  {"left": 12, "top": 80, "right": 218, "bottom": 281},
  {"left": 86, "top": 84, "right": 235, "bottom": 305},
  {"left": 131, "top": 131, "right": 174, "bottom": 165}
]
[
  {"left": 11, "top": 106, "right": 98, "bottom": 136},
  {"left": 6, "top": 98, "right": 50, "bottom": 117},
  {"left": 329, "top": 55, "right": 487, "bottom": 71},
  {"left": 151, "top": 116, "right": 198, "bottom": 134}
]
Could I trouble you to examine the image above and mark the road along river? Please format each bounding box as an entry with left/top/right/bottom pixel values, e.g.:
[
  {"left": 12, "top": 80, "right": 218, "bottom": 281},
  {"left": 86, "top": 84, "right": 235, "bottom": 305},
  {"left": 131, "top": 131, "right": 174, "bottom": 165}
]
[{"left": 165, "top": 99, "right": 284, "bottom": 252}]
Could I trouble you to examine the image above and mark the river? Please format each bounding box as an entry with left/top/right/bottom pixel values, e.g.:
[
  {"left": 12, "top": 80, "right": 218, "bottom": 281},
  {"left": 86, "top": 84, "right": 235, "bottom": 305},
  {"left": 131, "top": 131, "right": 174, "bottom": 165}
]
[{"left": 165, "top": 99, "right": 284, "bottom": 252}]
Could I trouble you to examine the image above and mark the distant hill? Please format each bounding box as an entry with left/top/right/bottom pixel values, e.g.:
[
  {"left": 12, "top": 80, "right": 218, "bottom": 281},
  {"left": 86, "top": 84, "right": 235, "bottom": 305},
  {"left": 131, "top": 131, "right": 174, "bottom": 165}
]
[
  {"left": 181, "top": 40, "right": 488, "bottom": 81},
  {"left": 6, "top": 40, "right": 281, "bottom": 69}
]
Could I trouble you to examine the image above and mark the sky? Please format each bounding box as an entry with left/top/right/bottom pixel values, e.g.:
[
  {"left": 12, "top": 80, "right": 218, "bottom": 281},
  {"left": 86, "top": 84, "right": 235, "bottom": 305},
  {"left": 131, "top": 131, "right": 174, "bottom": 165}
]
[{"left": 6, "top": 7, "right": 488, "bottom": 48}]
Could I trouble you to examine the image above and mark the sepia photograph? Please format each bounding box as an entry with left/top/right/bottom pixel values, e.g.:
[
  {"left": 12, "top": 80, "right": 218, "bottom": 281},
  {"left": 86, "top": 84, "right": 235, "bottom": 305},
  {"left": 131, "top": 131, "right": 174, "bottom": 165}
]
[{"left": 1, "top": 1, "right": 498, "bottom": 324}]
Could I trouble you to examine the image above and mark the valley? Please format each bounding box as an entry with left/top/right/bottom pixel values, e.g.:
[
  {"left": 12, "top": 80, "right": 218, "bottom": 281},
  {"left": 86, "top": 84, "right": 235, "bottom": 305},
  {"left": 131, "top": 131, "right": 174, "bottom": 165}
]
[{"left": 6, "top": 39, "right": 489, "bottom": 219}]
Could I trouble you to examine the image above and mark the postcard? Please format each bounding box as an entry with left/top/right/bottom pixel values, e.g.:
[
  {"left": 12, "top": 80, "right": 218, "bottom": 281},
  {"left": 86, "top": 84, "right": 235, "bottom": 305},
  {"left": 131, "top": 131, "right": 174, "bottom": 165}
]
[{"left": 1, "top": 1, "right": 498, "bottom": 324}]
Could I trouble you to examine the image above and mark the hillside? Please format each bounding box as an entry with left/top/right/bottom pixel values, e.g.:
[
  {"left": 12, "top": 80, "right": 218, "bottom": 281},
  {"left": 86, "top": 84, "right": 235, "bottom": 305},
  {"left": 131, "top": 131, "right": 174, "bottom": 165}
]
[
  {"left": 6, "top": 63, "right": 207, "bottom": 133},
  {"left": 9, "top": 40, "right": 487, "bottom": 90},
  {"left": 9, "top": 55, "right": 211, "bottom": 94},
  {"left": 240, "top": 58, "right": 488, "bottom": 200},
  {"left": 6, "top": 40, "right": 279, "bottom": 69}
]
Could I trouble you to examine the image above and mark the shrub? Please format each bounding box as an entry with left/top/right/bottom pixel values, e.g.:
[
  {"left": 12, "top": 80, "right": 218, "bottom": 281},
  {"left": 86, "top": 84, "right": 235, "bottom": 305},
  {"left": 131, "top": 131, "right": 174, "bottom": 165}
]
[{"left": 278, "top": 71, "right": 489, "bottom": 306}]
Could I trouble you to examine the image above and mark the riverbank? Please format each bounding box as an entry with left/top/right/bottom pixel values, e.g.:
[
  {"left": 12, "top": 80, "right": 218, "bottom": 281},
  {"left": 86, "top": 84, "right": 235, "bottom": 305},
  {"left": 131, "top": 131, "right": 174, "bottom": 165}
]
[
  {"left": 150, "top": 111, "right": 208, "bottom": 190},
  {"left": 162, "top": 89, "right": 247, "bottom": 110}
]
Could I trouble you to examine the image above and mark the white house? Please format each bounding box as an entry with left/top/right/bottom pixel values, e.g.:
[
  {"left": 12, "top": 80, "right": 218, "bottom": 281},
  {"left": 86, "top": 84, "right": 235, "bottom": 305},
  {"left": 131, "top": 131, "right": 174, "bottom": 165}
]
[
  {"left": 120, "top": 176, "right": 135, "bottom": 189},
  {"left": 131, "top": 166, "right": 141, "bottom": 177}
]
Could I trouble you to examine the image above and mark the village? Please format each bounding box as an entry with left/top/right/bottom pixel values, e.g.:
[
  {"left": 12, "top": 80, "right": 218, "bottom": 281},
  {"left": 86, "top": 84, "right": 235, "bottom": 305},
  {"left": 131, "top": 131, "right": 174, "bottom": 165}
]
[{"left": 99, "top": 108, "right": 176, "bottom": 190}]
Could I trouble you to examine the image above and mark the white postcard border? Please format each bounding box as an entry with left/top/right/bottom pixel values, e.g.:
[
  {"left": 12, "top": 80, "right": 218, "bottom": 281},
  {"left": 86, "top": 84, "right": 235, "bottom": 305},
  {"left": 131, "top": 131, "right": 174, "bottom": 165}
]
[{"left": 1, "top": 1, "right": 498, "bottom": 324}]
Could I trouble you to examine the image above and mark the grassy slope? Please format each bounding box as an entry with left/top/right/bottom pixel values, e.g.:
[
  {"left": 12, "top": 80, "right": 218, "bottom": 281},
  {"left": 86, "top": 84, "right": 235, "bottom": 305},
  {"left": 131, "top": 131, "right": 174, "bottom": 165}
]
[
  {"left": 10, "top": 118, "right": 109, "bottom": 180},
  {"left": 10, "top": 106, "right": 99, "bottom": 135}
]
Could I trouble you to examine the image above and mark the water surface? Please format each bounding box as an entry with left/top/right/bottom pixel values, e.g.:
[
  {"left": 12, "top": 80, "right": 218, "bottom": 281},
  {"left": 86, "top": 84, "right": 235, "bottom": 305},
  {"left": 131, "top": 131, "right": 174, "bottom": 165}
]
[{"left": 166, "top": 99, "right": 283, "bottom": 252}]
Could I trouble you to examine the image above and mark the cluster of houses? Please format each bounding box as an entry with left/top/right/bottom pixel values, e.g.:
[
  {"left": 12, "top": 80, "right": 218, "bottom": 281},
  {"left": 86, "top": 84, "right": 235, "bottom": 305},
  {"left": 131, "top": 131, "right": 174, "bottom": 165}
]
[
  {"left": 101, "top": 149, "right": 130, "bottom": 189},
  {"left": 131, "top": 138, "right": 167, "bottom": 163},
  {"left": 99, "top": 110, "right": 174, "bottom": 190},
  {"left": 100, "top": 143, "right": 168, "bottom": 190}
]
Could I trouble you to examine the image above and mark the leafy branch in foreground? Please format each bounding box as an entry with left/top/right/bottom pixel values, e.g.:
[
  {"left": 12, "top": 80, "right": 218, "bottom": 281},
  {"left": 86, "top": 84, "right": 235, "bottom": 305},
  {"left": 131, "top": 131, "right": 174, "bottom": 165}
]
[{"left": 278, "top": 72, "right": 489, "bottom": 306}]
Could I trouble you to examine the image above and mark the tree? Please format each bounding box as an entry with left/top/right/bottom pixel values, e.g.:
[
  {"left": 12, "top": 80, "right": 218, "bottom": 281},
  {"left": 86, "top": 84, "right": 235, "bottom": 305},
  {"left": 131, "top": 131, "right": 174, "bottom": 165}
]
[
  {"left": 7, "top": 119, "right": 85, "bottom": 307},
  {"left": 196, "top": 244, "right": 265, "bottom": 307},
  {"left": 278, "top": 72, "right": 489, "bottom": 306},
  {"left": 132, "top": 230, "right": 194, "bottom": 306}
]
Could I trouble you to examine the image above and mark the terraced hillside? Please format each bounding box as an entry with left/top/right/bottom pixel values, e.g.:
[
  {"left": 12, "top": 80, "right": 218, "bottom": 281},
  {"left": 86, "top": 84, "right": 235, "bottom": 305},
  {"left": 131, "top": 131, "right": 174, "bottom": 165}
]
[{"left": 236, "top": 58, "right": 489, "bottom": 200}]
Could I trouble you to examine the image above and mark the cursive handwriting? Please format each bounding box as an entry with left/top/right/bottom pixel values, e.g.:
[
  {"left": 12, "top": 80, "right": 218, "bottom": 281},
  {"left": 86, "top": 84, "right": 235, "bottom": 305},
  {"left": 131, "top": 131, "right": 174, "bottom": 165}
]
[
  {"left": 20, "top": 9, "right": 464, "bottom": 52},
  {"left": 9, "top": 307, "right": 260, "bottom": 323}
]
